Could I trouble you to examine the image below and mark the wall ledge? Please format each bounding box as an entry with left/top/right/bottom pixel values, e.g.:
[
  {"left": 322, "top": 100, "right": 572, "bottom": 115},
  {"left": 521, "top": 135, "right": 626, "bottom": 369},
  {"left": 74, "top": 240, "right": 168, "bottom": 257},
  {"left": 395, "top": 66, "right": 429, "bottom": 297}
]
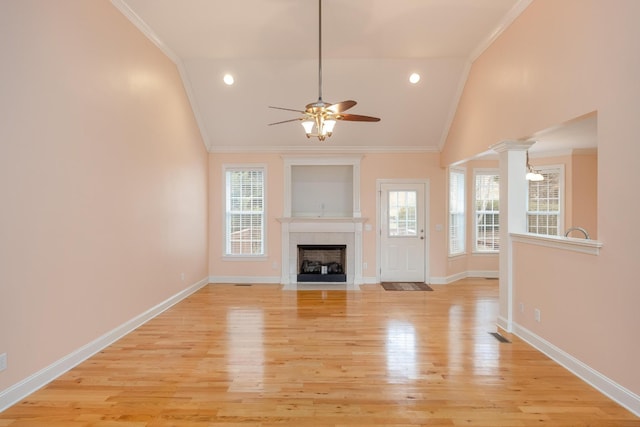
[{"left": 511, "top": 232, "right": 603, "bottom": 255}]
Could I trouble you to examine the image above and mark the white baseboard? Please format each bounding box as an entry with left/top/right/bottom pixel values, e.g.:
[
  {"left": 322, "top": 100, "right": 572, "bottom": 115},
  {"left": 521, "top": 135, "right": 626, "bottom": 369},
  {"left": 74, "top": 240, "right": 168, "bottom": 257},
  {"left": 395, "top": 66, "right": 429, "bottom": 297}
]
[
  {"left": 430, "top": 270, "right": 499, "bottom": 285},
  {"left": 496, "top": 315, "right": 510, "bottom": 333},
  {"left": 0, "top": 277, "right": 209, "bottom": 413},
  {"left": 513, "top": 322, "right": 640, "bottom": 417},
  {"left": 468, "top": 270, "right": 499, "bottom": 279},
  {"left": 430, "top": 272, "right": 465, "bottom": 284}
]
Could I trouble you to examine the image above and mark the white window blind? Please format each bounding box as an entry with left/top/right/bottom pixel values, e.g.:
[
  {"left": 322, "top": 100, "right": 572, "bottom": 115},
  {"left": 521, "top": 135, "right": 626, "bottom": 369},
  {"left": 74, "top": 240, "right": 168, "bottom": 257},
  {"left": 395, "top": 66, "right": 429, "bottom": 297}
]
[
  {"left": 474, "top": 171, "right": 500, "bottom": 252},
  {"left": 527, "top": 167, "right": 562, "bottom": 236},
  {"left": 225, "top": 168, "right": 265, "bottom": 256},
  {"left": 449, "top": 169, "right": 466, "bottom": 255}
]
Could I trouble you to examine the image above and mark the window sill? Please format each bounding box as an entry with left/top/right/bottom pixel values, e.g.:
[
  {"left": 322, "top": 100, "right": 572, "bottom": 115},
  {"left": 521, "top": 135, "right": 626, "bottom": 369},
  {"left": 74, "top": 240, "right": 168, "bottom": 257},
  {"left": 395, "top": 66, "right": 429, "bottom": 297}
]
[
  {"left": 471, "top": 251, "right": 499, "bottom": 256},
  {"left": 511, "top": 233, "right": 603, "bottom": 255},
  {"left": 223, "top": 255, "right": 268, "bottom": 262},
  {"left": 448, "top": 253, "right": 467, "bottom": 260}
]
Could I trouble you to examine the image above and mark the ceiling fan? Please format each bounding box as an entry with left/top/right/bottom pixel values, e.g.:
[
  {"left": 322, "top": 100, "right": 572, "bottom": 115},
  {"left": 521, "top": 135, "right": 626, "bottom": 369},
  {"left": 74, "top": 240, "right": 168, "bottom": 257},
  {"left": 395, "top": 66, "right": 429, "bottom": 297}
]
[{"left": 268, "top": 0, "right": 380, "bottom": 141}]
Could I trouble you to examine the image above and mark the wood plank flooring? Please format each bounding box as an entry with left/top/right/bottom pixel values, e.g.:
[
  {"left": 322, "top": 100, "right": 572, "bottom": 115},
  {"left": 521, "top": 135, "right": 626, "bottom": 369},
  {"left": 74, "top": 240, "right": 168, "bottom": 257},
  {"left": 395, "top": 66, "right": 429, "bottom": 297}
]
[{"left": 0, "top": 278, "right": 638, "bottom": 426}]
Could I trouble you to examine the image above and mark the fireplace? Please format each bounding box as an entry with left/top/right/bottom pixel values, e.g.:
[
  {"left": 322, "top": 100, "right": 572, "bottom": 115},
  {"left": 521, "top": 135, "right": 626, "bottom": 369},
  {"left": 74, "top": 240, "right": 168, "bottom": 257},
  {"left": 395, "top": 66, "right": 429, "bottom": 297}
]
[{"left": 297, "top": 244, "right": 347, "bottom": 282}]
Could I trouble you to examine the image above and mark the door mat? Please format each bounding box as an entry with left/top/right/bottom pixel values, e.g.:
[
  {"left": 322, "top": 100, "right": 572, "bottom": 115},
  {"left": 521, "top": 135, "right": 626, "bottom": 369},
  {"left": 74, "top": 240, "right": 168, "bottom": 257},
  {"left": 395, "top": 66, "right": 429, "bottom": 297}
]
[{"left": 381, "top": 282, "right": 433, "bottom": 291}]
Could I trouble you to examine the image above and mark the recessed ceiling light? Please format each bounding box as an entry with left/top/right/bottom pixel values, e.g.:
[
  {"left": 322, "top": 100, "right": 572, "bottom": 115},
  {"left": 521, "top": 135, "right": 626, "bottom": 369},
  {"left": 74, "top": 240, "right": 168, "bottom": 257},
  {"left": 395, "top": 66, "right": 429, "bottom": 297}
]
[
  {"left": 409, "top": 73, "right": 421, "bottom": 84},
  {"left": 223, "top": 74, "right": 235, "bottom": 85}
]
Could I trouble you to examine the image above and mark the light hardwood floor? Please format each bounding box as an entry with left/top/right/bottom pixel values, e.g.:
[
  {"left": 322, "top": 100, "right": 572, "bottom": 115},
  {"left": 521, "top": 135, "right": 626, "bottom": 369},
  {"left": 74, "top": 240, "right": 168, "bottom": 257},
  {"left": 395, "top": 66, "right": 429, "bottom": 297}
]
[{"left": 0, "top": 278, "right": 638, "bottom": 426}]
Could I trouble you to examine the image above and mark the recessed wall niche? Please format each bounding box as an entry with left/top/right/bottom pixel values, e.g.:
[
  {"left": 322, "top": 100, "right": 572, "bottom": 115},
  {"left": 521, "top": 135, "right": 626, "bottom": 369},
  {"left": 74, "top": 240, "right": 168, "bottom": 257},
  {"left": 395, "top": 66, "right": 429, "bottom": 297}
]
[
  {"left": 291, "top": 165, "right": 353, "bottom": 217},
  {"left": 282, "top": 155, "right": 362, "bottom": 219}
]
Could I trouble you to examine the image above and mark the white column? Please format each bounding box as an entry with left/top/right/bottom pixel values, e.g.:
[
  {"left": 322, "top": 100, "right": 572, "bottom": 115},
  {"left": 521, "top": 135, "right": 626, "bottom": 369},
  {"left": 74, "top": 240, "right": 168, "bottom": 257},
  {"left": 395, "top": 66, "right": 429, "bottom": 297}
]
[{"left": 491, "top": 140, "right": 535, "bottom": 332}]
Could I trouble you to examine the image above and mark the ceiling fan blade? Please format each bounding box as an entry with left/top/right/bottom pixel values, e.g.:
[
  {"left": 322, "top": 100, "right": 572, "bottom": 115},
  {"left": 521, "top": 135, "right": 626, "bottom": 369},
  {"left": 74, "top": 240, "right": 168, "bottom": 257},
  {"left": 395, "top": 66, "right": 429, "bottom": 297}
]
[
  {"left": 269, "top": 106, "right": 306, "bottom": 113},
  {"left": 338, "top": 113, "right": 381, "bottom": 122},
  {"left": 268, "top": 118, "right": 302, "bottom": 126},
  {"left": 327, "top": 100, "right": 357, "bottom": 113}
]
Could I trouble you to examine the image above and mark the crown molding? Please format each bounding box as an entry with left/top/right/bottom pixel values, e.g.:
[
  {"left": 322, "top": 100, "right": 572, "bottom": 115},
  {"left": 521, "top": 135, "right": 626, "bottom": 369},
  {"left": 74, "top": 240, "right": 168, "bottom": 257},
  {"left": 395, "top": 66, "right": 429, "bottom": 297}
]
[
  {"left": 208, "top": 145, "right": 440, "bottom": 154},
  {"left": 469, "top": 0, "right": 534, "bottom": 62}
]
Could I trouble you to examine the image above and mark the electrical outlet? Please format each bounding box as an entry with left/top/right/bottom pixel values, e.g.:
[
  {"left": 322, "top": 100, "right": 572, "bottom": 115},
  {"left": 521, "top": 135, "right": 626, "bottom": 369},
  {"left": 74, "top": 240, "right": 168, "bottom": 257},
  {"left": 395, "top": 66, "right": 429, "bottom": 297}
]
[
  {"left": 180, "top": 272, "right": 185, "bottom": 281},
  {"left": 0, "top": 353, "right": 7, "bottom": 372},
  {"left": 519, "top": 302, "right": 524, "bottom": 313},
  {"left": 534, "top": 308, "right": 541, "bottom": 322},
  {"left": 363, "top": 262, "right": 368, "bottom": 270}
]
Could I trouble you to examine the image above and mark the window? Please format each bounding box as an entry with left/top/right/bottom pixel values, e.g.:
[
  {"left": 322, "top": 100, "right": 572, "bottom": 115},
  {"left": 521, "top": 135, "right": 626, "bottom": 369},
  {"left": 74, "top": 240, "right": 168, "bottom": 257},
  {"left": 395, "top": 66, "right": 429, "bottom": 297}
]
[
  {"left": 527, "top": 166, "right": 563, "bottom": 236},
  {"left": 225, "top": 167, "right": 265, "bottom": 256},
  {"left": 474, "top": 171, "right": 500, "bottom": 252},
  {"left": 449, "top": 168, "right": 466, "bottom": 255},
  {"left": 388, "top": 190, "right": 417, "bottom": 237}
]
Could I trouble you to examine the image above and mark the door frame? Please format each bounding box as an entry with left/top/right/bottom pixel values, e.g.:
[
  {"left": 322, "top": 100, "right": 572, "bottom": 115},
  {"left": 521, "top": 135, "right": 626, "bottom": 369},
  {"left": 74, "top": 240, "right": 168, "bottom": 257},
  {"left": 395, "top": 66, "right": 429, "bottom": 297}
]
[{"left": 376, "top": 179, "right": 430, "bottom": 284}]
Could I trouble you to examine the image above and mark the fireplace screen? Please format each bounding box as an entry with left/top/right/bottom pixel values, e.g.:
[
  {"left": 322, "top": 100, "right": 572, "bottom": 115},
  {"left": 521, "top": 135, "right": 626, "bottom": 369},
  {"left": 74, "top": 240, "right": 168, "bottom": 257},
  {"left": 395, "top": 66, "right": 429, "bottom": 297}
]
[{"left": 297, "top": 244, "right": 346, "bottom": 282}]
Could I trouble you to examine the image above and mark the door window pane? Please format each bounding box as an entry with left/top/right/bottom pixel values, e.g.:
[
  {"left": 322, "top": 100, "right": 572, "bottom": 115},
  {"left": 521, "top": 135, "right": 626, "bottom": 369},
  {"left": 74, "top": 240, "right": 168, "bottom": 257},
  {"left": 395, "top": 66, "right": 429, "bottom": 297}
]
[{"left": 388, "top": 191, "right": 417, "bottom": 237}]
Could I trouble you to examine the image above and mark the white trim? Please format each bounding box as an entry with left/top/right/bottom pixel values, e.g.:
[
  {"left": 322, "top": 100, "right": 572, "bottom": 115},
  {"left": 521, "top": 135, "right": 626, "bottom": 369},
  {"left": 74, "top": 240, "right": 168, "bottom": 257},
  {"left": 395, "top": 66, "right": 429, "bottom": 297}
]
[
  {"left": 468, "top": 270, "right": 499, "bottom": 279},
  {"left": 448, "top": 167, "right": 467, "bottom": 256},
  {"left": 473, "top": 168, "right": 500, "bottom": 253},
  {"left": 282, "top": 155, "right": 363, "bottom": 218},
  {"left": 526, "top": 164, "right": 565, "bottom": 237},
  {"left": 430, "top": 272, "right": 466, "bottom": 285},
  {"left": 208, "top": 276, "right": 281, "bottom": 284},
  {"left": 430, "top": 270, "right": 499, "bottom": 285},
  {"left": 223, "top": 164, "right": 268, "bottom": 257},
  {"left": 469, "top": 0, "right": 534, "bottom": 61},
  {"left": 210, "top": 146, "right": 439, "bottom": 154},
  {"left": 221, "top": 255, "right": 269, "bottom": 261},
  {"left": 280, "top": 156, "right": 365, "bottom": 286},
  {"left": 281, "top": 282, "right": 361, "bottom": 291},
  {"left": 513, "top": 323, "right": 640, "bottom": 417},
  {"left": 110, "top": 0, "right": 178, "bottom": 62},
  {"left": 0, "top": 277, "right": 209, "bottom": 413},
  {"left": 361, "top": 276, "right": 378, "bottom": 285},
  {"left": 376, "top": 179, "right": 430, "bottom": 284},
  {"left": 497, "top": 315, "right": 510, "bottom": 332},
  {"left": 511, "top": 232, "right": 603, "bottom": 255}
]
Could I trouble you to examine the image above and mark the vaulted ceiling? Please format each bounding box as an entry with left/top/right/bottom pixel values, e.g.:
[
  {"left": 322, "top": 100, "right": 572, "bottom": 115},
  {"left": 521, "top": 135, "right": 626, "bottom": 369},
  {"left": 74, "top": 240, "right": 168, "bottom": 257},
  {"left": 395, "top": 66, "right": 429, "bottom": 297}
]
[{"left": 114, "top": 0, "right": 531, "bottom": 153}]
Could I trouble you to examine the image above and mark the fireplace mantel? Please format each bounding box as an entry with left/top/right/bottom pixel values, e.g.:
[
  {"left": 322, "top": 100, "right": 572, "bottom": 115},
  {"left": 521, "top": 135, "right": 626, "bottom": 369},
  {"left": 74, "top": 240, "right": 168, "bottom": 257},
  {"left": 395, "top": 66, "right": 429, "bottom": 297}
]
[
  {"left": 280, "top": 156, "right": 364, "bottom": 286},
  {"left": 277, "top": 217, "right": 367, "bottom": 233},
  {"left": 278, "top": 217, "right": 367, "bottom": 223}
]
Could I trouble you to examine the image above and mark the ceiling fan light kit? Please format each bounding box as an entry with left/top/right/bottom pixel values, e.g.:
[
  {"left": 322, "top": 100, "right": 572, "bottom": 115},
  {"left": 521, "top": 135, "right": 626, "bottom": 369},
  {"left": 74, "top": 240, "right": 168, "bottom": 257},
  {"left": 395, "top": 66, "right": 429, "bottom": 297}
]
[{"left": 268, "top": 0, "right": 380, "bottom": 141}]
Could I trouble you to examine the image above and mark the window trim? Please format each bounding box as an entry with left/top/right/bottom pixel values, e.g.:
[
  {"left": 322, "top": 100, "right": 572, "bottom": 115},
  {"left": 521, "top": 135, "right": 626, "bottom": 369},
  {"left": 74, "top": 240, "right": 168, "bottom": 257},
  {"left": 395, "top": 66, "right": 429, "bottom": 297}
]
[
  {"left": 526, "top": 164, "right": 564, "bottom": 237},
  {"left": 473, "top": 168, "right": 500, "bottom": 254},
  {"left": 223, "top": 164, "right": 268, "bottom": 260},
  {"left": 448, "top": 167, "right": 466, "bottom": 257}
]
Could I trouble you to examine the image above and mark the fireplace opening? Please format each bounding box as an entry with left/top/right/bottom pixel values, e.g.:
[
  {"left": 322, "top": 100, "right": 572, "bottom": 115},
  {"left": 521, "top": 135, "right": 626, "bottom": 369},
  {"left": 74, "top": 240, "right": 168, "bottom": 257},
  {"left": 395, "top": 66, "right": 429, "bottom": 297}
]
[{"left": 297, "top": 244, "right": 347, "bottom": 283}]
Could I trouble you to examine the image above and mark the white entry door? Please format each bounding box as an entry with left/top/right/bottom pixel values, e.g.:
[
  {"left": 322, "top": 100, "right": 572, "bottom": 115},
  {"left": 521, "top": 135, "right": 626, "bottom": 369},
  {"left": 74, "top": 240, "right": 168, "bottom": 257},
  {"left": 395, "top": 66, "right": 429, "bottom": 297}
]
[{"left": 380, "top": 182, "right": 426, "bottom": 283}]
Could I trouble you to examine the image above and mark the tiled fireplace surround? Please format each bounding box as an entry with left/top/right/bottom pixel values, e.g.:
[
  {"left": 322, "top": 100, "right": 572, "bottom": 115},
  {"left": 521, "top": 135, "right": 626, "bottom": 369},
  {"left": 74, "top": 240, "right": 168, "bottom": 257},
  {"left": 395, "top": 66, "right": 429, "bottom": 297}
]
[{"left": 279, "top": 219, "right": 365, "bottom": 285}]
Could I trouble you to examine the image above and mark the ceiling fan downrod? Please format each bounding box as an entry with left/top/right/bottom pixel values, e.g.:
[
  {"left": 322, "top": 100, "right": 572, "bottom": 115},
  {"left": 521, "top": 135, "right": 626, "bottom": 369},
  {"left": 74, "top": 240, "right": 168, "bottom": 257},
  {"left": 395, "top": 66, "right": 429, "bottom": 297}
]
[
  {"left": 266, "top": 0, "right": 380, "bottom": 140},
  {"left": 317, "top": 0, "right": 323, "bottom": 104}
]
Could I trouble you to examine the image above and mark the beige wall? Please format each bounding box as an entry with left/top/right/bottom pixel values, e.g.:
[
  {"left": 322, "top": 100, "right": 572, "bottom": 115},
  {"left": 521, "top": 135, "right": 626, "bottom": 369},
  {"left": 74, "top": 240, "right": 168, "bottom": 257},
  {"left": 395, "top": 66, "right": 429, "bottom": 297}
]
[
  {"left": 571, "top": 151, "right": 597, "bottom": 238},
  {"left": 0, "top": 0, "right": 209, "bottom": 393},
  {"left": 442, "top": 0, "right": 640, "bottom": 397},
  {"left": 209, "top": 152, "right": 449, "bottom": 282}
]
